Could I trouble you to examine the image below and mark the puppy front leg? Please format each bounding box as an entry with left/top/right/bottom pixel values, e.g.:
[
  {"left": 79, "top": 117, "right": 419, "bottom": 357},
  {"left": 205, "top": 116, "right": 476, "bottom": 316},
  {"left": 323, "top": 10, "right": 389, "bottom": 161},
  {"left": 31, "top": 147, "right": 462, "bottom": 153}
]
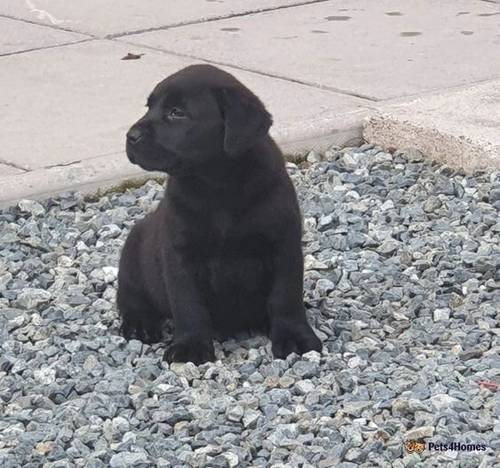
[
  {"left": 268, "top": 235, "right": 322, "bottom": 359},
  {"left": 163, "top": 251, "right": 215, "bottom": 365}
]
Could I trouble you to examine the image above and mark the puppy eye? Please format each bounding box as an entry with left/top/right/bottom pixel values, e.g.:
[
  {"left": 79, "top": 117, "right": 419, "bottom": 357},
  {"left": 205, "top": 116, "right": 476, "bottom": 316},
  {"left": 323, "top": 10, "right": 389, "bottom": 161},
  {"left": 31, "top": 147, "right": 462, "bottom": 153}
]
[{"left": 166, "top": 107, "right": 186, "bottom": 120}]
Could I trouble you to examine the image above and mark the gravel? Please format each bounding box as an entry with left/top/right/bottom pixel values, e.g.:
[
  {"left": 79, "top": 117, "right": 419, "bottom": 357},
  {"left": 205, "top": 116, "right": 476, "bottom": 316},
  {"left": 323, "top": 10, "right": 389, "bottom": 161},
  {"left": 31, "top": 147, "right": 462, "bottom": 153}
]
[{"left": 1, "top": 144, "right": 499, "bottom": 467}]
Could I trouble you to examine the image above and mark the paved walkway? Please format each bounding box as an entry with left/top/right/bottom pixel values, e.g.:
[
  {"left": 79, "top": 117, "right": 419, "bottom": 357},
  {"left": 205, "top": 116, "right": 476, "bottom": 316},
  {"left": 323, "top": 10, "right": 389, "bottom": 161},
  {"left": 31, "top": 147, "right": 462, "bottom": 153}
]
[{"left": 1, "top": 0, "right": 499, "bottom": 205}]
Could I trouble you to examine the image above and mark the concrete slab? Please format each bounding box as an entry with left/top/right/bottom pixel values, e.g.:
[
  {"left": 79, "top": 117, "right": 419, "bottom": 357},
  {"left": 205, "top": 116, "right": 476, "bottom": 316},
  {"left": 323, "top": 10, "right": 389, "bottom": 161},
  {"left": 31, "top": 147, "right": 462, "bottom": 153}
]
[
  {"left": 0, "top": 16, "right": 88, "bottom": 55},
  {"left": 0, "top": 0, "right": 326, "bottom": 38},
  {"left": 364, "top": 80, "right": 500, "bottom": 172},
  {"left": 0, "top": 163, "right": 25, "bottom": 176},
  {"left": 123, "top": 0, "right": 500, "bottom": 100},
  {"left": 0, "top": 39, "right": 370, "bottom": 204}
]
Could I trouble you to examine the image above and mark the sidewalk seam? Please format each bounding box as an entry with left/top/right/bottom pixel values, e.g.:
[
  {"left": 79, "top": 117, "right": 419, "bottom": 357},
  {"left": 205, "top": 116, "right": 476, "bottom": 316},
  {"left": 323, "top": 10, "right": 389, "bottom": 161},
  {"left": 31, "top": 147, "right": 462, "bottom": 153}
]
[
  {"left": 0, "top": 159, "right": 30, "bottom": 172},
  {"left": 45, "top": 160, "right": 82, "bottom": 169},
  {"left": 0, "top": 13, "right": 95, "bottom": 37},
  {"left": 0, "top": 38, "right": 94, "bottom": 58},
  {"left": 115, "top": 39, "right": 379, "bottom": 102},
  {"left": 106, "top": 0, "right": 332, "bottom": 39},
  {"left": 375, "top": 74, "right": 500, "bottom": 106}
]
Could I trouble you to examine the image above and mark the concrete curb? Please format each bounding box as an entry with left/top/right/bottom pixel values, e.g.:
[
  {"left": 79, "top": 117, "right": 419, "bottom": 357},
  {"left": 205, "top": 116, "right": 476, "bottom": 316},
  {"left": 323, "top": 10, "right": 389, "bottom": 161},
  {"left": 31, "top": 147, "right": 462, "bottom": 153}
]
[
  {"left": 363, "top": 79, "right": 500, "bottom": 173},
  {"left": 0, "top": 153, "right": 150, "bottom": 209},
  {"left": 364, "top": 114, "right": 500, "bottom": 173},
  {"left": 0, "top": 110, "right": 366, "bottom": 208}
]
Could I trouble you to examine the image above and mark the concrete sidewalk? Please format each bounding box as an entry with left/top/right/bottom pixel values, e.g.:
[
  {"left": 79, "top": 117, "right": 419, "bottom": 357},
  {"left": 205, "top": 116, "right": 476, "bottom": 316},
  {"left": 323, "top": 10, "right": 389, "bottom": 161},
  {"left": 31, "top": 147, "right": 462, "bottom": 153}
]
[{"left": 1, "top": 0, "right": 499, "bottom": 205}]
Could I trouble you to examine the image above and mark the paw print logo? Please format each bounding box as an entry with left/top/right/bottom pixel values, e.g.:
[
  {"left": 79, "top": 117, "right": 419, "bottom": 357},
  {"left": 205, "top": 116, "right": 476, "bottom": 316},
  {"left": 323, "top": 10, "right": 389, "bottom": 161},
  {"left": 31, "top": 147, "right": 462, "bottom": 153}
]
[{"left": 405, "top": 440, "right": 425, "bottom": 454}]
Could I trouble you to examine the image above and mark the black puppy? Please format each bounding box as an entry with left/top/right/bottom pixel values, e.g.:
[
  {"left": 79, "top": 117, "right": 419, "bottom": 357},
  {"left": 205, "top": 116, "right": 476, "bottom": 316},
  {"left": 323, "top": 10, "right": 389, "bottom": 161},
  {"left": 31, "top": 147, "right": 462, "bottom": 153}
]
[{"left": 118, "top": 64, "right": 321, "bottom": 364}]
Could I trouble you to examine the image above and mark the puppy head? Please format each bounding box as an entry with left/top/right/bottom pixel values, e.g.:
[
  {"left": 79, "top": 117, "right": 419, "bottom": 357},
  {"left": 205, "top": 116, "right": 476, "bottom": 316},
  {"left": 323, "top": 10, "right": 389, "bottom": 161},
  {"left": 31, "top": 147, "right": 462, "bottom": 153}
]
[{"left": 126, "top": 64, "right": 272, "bottom": 174}]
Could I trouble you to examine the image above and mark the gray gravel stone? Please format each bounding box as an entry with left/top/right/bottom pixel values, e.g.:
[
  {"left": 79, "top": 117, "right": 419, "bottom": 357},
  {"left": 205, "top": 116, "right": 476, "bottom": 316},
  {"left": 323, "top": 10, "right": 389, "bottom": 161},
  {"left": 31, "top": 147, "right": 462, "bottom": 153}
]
[
  {"left": 109, "top": 451, "right": 150, "bottom": 467},
  {"left": 404, "top": 426, "right": 435, "bottom": 439},
  {"left": 433, "top": 308, "right": 450, "bottom": 322},
  {"left": 15, "top": 288, "right": 51, "bottom": 309},
  {"left": 292, "top": 360, "right": 319, "bottom": 379},
  {"left": 18, "top": 199, "right": 45, "bottom": 217}
]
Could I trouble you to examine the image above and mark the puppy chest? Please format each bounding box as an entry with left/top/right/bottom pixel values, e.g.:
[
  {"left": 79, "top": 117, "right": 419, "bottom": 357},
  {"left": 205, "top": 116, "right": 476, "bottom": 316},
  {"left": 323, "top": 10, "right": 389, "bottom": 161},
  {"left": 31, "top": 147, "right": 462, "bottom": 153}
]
[
  {"left": 211, "top": 210, "right": 233, "bottom": 240},
  {"left": 204, "top": 211, "right": 273, "bottom": 291},
  {"left": 207, "top": 253, "right": 270, "bottom": 295}
]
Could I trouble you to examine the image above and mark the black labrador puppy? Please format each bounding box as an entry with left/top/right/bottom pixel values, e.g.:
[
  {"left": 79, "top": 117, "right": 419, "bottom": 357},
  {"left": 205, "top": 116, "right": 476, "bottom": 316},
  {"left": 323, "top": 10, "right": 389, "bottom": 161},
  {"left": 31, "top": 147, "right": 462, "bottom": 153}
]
[{"left": 118, "top": 64, "right": 321, "bottom": 364}]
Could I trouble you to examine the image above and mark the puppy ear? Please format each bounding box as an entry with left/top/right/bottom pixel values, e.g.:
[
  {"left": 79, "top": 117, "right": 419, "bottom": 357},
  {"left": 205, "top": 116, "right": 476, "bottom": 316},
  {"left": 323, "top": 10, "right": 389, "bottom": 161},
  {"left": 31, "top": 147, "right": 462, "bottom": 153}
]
[{"left": 217, "top": 87, "right": 272, "bottom": 156}]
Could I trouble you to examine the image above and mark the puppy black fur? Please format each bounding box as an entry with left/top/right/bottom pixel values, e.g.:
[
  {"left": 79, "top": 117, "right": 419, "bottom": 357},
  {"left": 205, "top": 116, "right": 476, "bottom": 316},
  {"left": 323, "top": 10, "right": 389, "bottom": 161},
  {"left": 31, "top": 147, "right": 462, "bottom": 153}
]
[{"left": 118, "top": 64, "right": 321, "bottom": 364}]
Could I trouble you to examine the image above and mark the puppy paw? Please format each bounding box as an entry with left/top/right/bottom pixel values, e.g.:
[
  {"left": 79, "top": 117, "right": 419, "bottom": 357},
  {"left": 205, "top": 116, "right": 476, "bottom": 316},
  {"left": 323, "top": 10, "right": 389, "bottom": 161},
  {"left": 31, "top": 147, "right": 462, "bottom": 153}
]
[
  {"left": 120, "top": 317, "right": 163, "bottom": 344},
  {"left": 164, "top": 337, "right": 215, "bottom": 365},
  {"left": 271, "top": 321, "right": 322, "bottom": 359}
]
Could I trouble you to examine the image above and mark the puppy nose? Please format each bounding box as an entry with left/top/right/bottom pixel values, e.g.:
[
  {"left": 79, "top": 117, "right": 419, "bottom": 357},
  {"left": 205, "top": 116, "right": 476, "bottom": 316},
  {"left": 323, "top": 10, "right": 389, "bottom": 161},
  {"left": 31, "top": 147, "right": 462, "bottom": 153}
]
[{"left": 127, "top": 127, "right": 143, "bottom": 145}]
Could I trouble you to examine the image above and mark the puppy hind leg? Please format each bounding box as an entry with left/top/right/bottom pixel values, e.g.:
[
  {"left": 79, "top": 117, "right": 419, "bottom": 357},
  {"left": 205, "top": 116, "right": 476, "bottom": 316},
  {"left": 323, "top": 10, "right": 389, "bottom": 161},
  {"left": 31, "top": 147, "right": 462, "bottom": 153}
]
[{"left": 117, "top": 289, "right": 165, "bottom": 344}]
